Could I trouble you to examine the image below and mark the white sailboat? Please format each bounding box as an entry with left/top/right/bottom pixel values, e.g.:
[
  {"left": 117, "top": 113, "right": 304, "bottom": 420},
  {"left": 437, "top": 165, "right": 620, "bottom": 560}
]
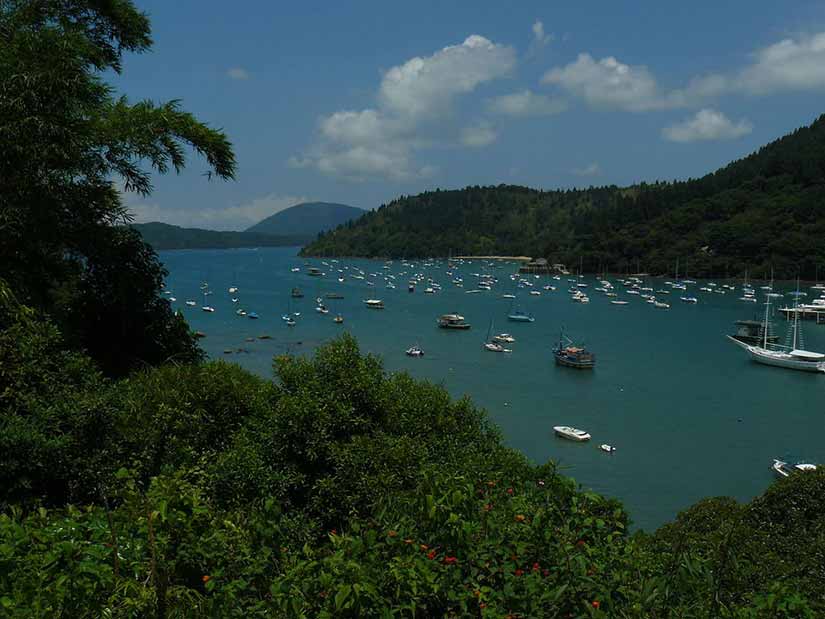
[{"left": 727, "top": 290, "right": 825, "bottom": 373}]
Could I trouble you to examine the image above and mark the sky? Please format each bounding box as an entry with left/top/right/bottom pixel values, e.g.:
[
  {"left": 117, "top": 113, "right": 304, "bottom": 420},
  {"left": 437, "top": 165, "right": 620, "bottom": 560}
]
[{"left": 118, "top": 1, "right": 825, "bottom": 230}]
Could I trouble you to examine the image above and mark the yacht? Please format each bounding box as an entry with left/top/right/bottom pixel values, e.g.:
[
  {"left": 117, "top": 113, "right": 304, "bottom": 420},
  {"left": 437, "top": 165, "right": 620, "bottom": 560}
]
[
  {"left": 507, "top": 309, "right": 535, "bottom": 322},
  {"left": 772, "top": 459, "right": 817, "bottom": 478},
  {"left": 493, "top": 333, "right": 515, "bottom": 343},
  {"left": 553, "top": 426, "right": 591, "bottom": 442},
  {"left": 364, "top": 299, "right": 385, "bottom": 309},
  {"left": 727, "top": 293, "right": 825, "bottom": 372},
  {"left": 437, "top": 313, "right": 471, "bottom": 329}
]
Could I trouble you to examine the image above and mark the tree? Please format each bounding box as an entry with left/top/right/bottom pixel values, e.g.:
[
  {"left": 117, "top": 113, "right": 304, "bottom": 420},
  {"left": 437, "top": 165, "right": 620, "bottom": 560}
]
[{"left": 0, "top": 0, "right": 236, "bottom": 375}]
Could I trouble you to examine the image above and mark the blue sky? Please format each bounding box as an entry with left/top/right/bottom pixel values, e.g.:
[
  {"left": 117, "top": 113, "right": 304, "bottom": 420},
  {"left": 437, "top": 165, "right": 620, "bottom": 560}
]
[{"left": 118, "top": 0, "right": 825, "bottom": 230}]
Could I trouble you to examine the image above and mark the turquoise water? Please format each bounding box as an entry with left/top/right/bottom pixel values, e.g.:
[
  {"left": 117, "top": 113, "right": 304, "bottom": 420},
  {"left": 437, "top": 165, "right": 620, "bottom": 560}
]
[{"left": 160, "top": 246, "right": 825, "bottom": 530}]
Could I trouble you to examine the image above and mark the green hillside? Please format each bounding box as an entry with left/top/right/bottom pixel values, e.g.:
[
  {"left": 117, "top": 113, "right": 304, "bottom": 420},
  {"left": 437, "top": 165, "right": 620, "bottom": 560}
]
[
  {"left": 245, "top": 201, "right": 363, "bottom": 237},
  {"left": 303, "top": 114, "right": 825, "bottom": 279},
  {"left": 131, "top": 222, "right": 308, "bottom": 250}
]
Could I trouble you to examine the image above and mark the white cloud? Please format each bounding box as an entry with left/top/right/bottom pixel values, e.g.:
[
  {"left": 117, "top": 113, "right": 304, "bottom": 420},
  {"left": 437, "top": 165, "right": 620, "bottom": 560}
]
[
  {"left": 547, "top": 32, "right": 825, "bottom": 113},
  {"left": 735, "top": 32, "right": 825, "bottom": 94},
  {"left": 572, "top": 162, "right": 601, "bottom": 176},
  {"left": 662, "top": 109, "right": 752, "bottom": 143},
  {"left": 542, "top": 53, "right": 668, "bottom": 111},
  {"left": 487, "top": 89, "right": 567, "bottom": 117},
  {"left": 460, "top": 122, "right": 497, "bottom": 148},
  {"left": 532, "top": 20, "right": 552, "bottom": 47},
  {"left": 293, "top": 35, "right": 515, "bottom": 181},
  {"left": 379, "top": 35, "right": 516, "bottom": 118},
  {"left": 127, "top": 194, "right": 309, "bottom": 230},
  {"left": 226, "top": 67, "right": 250, "bottom": 80}
]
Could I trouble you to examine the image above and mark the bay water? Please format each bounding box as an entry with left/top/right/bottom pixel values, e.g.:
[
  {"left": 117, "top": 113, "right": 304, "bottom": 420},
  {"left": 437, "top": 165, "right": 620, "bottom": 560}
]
[{"left": 160, "top": 246, "right": 825, "bottom": 530}]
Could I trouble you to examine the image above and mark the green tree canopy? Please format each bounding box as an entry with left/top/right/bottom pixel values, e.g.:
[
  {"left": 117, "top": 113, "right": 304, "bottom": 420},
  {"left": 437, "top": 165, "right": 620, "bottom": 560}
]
[{"left": 0, "top": 0, "right": 235, "bottom": 375}]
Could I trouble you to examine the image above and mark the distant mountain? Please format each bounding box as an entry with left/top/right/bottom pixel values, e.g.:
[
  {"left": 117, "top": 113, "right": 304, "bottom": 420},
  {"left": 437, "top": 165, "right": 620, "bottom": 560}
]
[
  {"left": 245, "top": 202, "right": 363, "bottom": 237},
  {"left": 131, "top": 222, "right": 308, "bottom": 251},
  {"left": 302, "top": 113, "right": 825, "bottom": 279}
]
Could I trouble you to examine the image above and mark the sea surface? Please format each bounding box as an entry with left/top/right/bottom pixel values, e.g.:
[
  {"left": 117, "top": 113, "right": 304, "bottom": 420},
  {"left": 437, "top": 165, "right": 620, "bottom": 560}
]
[{"left": 160, "top": 246, "right": 825, "bottom": 531}]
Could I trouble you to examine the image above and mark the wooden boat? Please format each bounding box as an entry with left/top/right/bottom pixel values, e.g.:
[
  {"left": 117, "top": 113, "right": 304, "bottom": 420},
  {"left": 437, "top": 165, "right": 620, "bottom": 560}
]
[{"left": 553, "top": 329, "right": 595, "bottom": 369}]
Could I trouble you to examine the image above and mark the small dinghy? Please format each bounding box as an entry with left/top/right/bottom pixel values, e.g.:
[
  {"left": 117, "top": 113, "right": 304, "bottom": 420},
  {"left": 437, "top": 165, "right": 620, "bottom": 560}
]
[
  {"left": 405, "top": 345, "right": 424, "bottom": 357},
  {"left": 599, "top": 444, "right": 616, "bottom": 453}
]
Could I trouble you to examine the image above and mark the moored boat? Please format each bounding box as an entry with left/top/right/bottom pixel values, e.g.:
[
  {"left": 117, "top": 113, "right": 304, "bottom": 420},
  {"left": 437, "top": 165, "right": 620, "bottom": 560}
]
[
  {"left": 437, "top": 313, "right": 471, "bottom": 329},
  {"left": 553, "top": 329, "right": 595, "bottom": 369},
  {"left": 553, "top": 426, "right": 591, "bottom": 442},
  {"left": 772, "top": 459, "right": 817, "bottom": 477},
  {"left": 364, "top": 299, "right": 385, "bottom": 309}
]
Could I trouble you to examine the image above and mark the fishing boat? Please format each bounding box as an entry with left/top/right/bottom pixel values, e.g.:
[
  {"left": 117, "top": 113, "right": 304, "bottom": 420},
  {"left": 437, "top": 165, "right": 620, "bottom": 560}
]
[
  {"left": 364, "top": 299, "right": 385, "bottom": 309},
  {"left": 405, "top": 344, "right": 424, "bottom": 357},
  {"left": 772, "top": 459, "right": 817, "bottom": 478},
  {"left": 727, "top": 292, "right": 825, "bottom": 373},
  {"left": 553, "top": 426, "right": 591, "bottom": 442},
  {"left": 553, "top": 329, "right": 596, "bottom": 369},
  {"left": 437, "top": 313, "right": 471, "bottom": 329}
]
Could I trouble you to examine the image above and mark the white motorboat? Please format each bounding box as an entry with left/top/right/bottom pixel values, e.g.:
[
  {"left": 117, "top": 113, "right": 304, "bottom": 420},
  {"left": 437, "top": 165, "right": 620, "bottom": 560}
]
[
  {"left": 553, "top": 426, "right": 591, "bottom": 442},
  {"left": 653, "top": 301, "right": 670, "bottom": 309},
  {"left": 405, "top": 345, "right": 424, "bottom": 357},
  {"left": 599, "top": 444, "right": 616, "bottom": 453},
  {"left": 185, "top": 300, "right": 196, "bottom": 306},
  {"left": 772, "top": 459, "right": 817, "bottom": 477},
  {"left": 364, "top": 299, "right": 385, "bottom": 309},
  {"left": 483, "top": 341, "right": 511, "bottom": 353},
  {"left": 493, "top": 333, "right": 515, "bottom": 343},
  {"left": 611, "top": 300, "right": 629, "bottom": 305}
]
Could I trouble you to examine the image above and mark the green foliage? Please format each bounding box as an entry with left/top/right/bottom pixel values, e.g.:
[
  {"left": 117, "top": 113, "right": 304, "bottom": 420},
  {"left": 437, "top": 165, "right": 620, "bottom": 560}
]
[
  {"left": 0, "top": 0, "right": 235, "bottom": 376},
  {"left": 303, "top": 114, "right": 825, "bottom": 279},
  {"left": 2, "top": 324, "right": 824, "bottom": 617}
]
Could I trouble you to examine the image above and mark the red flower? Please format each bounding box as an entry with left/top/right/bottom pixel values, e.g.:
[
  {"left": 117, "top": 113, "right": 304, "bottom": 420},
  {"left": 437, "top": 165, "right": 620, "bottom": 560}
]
[
  {"left": 202, "top": 575, "right": 211, "bottom": 583},
  {"left": 532, "top": 562, "right": 540, "bottom": 572},
  {"left": 542, "top": 569, "right": 550, "bottom": 577},
  {"left": 330, "top": 529, "right": 337, "bottom": 536},
  {"left": 576, "top": 540, "right": 586, "bottom": 547},
  {"left": 479, "top": 603, "right": 487, "bottom": 609},
  {"left": 514, "top": 569, "right": 524, "bottom": 576},
  {"left": 484, "top": 503, "right": 493, "bottom": 512},
  {"left": 506, "top": 487, "right": 514, "bottom": 495},
  {"left": 443, "top": 556, "right": 458, "bottom": 565},
  {"left": 592, "top": 600, "right": 600, "bottom": 609},
  {"left": 427, "top": 550, "right": 437, "bottom": 560}
]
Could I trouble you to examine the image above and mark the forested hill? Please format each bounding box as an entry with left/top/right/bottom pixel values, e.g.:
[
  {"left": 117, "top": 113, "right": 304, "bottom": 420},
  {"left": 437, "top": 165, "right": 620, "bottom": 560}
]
[
  {"left": 130, "top": 222, "right": 308, "bottom": 250},
  {"left": 302, "top": 113, "right": 825, "bottom": 279}
]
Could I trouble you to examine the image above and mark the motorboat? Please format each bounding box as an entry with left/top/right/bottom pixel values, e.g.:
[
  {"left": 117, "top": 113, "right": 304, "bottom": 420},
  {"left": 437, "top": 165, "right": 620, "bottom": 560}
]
[
  {"left": 247, "top": 312, "right": 259, "bottom": 319},
  {"left": 364, "top": 299, "right": 385, "bottom": 309},
  {"left": 333, "top": 314, "right": 344, "bottom": 324},
  {"left": 611, "top": 300, "right": 629, "bottom": 305},
  {"left": 185, "top": 300, "right": 196, "bottom": 306},
  {"left": 493, "top": 333, "right": 515, "bottom": 343},
  {"left": 405, "top": 345, "right": 424, "bottom": 357},
  {"left": 553, "top": 426, "right": 591, "bottom": 442},
  {"left": 680, "top": 296, "right": 698, "bottom": 304},
  {"left": 772, "top": 459, "right": 817, "bottom": 477},
  {"left": 437, "top": 313, "right": 471, "bottom": 329},
  {"left": 599, "top": 444, "right": 616, "bottom": 453},
  {"left": 653, "top": 301, "right": 670, "bottom": 309}
]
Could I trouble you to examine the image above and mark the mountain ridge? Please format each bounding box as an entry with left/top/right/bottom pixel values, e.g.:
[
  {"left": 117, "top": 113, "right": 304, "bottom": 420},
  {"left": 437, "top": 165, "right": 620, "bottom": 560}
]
[
  {"left": 301, "top": 113, "right": 825, "bottom": 279},
  {"left": 245, "top": 201, "right": 363, "bottom": 237}
]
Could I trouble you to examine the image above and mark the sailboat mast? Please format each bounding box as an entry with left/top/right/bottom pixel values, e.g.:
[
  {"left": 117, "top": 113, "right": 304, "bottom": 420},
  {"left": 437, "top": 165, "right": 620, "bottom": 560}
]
[
  {"left": 763, "top": 294, "right": 771, "bottom": 349},
  {"left": 792, "top": 279, "right": 800, "bottom": 350}
]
